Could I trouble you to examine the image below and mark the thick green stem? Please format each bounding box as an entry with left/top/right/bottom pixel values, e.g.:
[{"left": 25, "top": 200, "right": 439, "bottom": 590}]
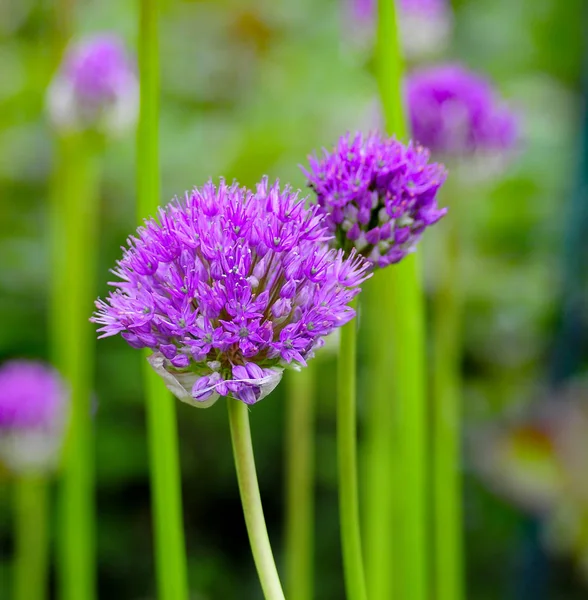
[
  {"left": 391, "top": 257, "right": 428, "bottom": 600},
  {"left": 14, "top": 475, "right": 49, "bottom": 600},
  {"left": 284, "top": 366, "right": 315, "bottom": 600},
  {"left": 56, "top": 133, "right": 100, "bottom": 600},
  {"left": 376, "top": 0, "right": 407, "bottom": 141},
  {"left": 228, "top": 399, "right": 285, "bottom": 600},
  {"left": 137, "top": 1, "right": 189, "bottom": 598},
  {"left": 373, "top": 1, "right": 428, "bottom": 599},
  {"left": 338, "top": 304, "right": 367, "bottom": 600},
  {"left": 432, "top": 216, "right": 463, "bottom": 600},
  {"left": 363, "top": 273, "right": 398, "bottom": 600},
  {"left": 143, "top": 365, "right": 189, "bottom": 600}
]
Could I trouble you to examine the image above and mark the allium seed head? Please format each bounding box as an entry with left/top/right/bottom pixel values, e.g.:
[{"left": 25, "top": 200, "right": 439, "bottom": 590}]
[
  {"left": 302, "top": 132, "right": 447, "bottom": 268},
  {"left": 92, "top": 179, "right": 370, "bottom": 408},
  {"left": 0, "top": 360, "right": 68, "bottom": 474},
  {"left": 47, "top": 33, "right": 138, "bottom": 136}
]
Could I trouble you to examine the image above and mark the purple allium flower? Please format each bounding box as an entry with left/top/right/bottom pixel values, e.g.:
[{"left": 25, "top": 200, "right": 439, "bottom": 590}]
[
  {"left": 47, "top": 33, "right": 138, "bottom": 136},
  {"left": 0, "top": 360, "right": 68, "bottom": 474},
  {"left": 348, "top": 0, "right": 452, "bottom": 59},
  {"left": 92, "top": 179, "right": 370, "bottom": 408},
  {"left": 302, "top": 132, "right": 447, "bottom": 268},
  {"left": 406, "top": 64, "right": 519, "bottom": 158}
]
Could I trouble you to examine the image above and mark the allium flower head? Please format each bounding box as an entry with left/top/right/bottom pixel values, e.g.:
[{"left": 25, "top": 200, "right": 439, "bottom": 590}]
[
  {"left": 348, "top": 0, "right": 452, "bottom": 59},
  {"left": 302, "top": 132, "right": 447, "bottom": 268},
  {"left": 92, "top": 179, "right": 370, "bottom": 408},
  {"left": 0, "top": 360, "right": 68, "bottom": 474},
  {"left": 407, "top": 64, "right": 518, "bottom": 158},
  {"left": 47, "top": 33, "right": 138, "bottom": 136}
]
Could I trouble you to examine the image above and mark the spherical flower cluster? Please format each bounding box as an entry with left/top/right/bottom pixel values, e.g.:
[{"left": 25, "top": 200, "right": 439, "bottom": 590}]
[
  {"left": 348, "top": 0, "right": 452, "bottom": 59},
  {"left": 0, "top": 360, "right": 68, "bottom": 474},
  {"left": 406, "top": 64, "right": 518, "bottom": 158},
  {"left": 92, "top": 179, "right": 370, "bottom": 407},
  {"left": 301, "top": 132, "right": 447, "bottom": 268},
  {"left": 47, "top": 33, "right": 138, "bottom": 136}
]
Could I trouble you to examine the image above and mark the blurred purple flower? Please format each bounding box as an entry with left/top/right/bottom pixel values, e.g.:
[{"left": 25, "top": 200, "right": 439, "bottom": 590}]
[
  {"left": 47, "top": 33, "right": 138, "bottom": 136},
  {"left": 348, "top": 0, "right": 452, "bottom": 59},
  {"left": 302, "top": 132, "right": 447, "bottom": 268},
  {"left": 0, "top": 360, "right": 68, "bottom": 474},
  {"left": 92, "top": 179, "right": 370, "bottom": 408},
  {"left": 407, "top": 64, "right": 519, "bottom": 159}
]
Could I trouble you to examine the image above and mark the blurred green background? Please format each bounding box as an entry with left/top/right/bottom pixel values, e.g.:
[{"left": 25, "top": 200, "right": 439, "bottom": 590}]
[{"left": 0, "top": 0, "right": 586, "bottom": 597}]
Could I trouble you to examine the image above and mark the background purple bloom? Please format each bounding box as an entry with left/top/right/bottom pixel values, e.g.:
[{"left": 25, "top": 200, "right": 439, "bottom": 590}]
[
  {"left": 47, "top": 33, "right": 138, "bottom": 135},
  {"left": 406, "top": 64, "right": 519, "bottom": 157},
  {"left": 92, "top": 179, "right": 370, "bottom": 407},
  {"left": 348, "top": 0, "right": 452, "bottom": 58},
  {"left": 302, "top": 132, "right": 447, "bottom": 268},
  {"left": 0, "top": 360, "right": 68, "bottom": 473}
]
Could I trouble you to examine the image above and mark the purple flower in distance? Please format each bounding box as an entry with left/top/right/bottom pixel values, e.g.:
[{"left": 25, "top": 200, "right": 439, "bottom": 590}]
[
  {"left": 407, "top": 64, "right": 518, "bottom": 159},
  {"left": 398, "top": 0, "right": 452, "bottom": 58},
  {"left": 47, "top": 33, "right": 138, "bottom": 136},
  {"left": 302, "top": 132, "right": 447, "bottom": 268},
  {"left": 0, "top": 360, "right": 68, "bottom": 474},
  {"left": 348, "top": 0, "right": 452, "bottom": 59},
  {"left": 92, "top": 179, "right": 370, "bottom": 408}
]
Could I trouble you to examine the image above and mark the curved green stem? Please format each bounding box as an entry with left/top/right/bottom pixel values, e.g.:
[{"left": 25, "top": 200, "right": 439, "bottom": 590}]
[
  {"left": 228, "top": 398, "right": 285, "bottom": 600},
  {"left": 14, "top": 475, "right": 49, "bottom": 600},
  {"left": 432, "top": 214, "right": 464, "bottom": 600},
  {"left": 338, "top": 303, "right": 367, "bottom": 600},
  {"left": 284, "top": 366, "right": 315, "bottom": 600},
  {"left": 137, "top": 0, "right": 189, "bottom": 598}
]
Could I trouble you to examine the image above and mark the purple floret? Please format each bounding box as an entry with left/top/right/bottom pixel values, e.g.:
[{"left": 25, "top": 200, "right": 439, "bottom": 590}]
[
  {"left": 348, "top": 0, "right": 452, "bottom": 58},
  {"left": 398, "top": 0, "right": 448, "bottom": 15},
  {"left": 47, "top": 33, "right": 138, "bottom": 134},
  {"left": 63, "top": 34, "right": 135, "bottom": 103},
  {"left": 92, "top": 179, "right": 371, "bottom": 407},
  {"left": 302, "top": 132, "right": 447, "bottom": 268},
  {"left": 406, "top": 64, "right": 518, "bottom": 157},
  {"left": 0, "top": 361, "right": 66, "bottom": 431},
  {"left": 352, "top": 0, "right": 448, "bottom": 21},
  {"left": 0, "top": 360, "right": 68, "bottom": 473}
]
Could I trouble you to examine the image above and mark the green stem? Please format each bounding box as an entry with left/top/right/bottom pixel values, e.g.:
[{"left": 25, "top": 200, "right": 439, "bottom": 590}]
[
  {"left": 373, "top": 2, "right": 428, "bottom": 599},
  {"left": 227, "top": 398, "right": 285, "bottom": 600},
  {"left": 53, "top": 0, "right": 75, "bottom": 58},
  {"left": 284, "top": 366, "right": 315, "bottom": 600},
  {"left": 363, "top": 274, "right": 398, "bottom": 600},
  {"left": 143, "top": 365, "right": 189, "bottom": 600},
  {"left": 14, "top": 475, "right": 49, "bottom": 600},
  {"left": 57, "top": 133, "right": 100, "bottom": 600},
  {"left": 391, "top": 257, "right": 428, "bottom": 600},
  {"left": 432, "top": 215, "right": 463, "bottom": 600},
  {"left": 137, "top": 1, "right": 189, "bottom": 599},
  {"left": 338, "top": 303, "right": 367, "bottom": 600},
  {"left": 376, "top": 0, "right": 407, "bottom": 141}
]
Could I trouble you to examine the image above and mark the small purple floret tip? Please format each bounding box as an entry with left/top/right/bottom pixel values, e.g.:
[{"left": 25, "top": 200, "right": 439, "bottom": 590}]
[{"left": 302, "top": 132, "right": 447, "bottom": 268}]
